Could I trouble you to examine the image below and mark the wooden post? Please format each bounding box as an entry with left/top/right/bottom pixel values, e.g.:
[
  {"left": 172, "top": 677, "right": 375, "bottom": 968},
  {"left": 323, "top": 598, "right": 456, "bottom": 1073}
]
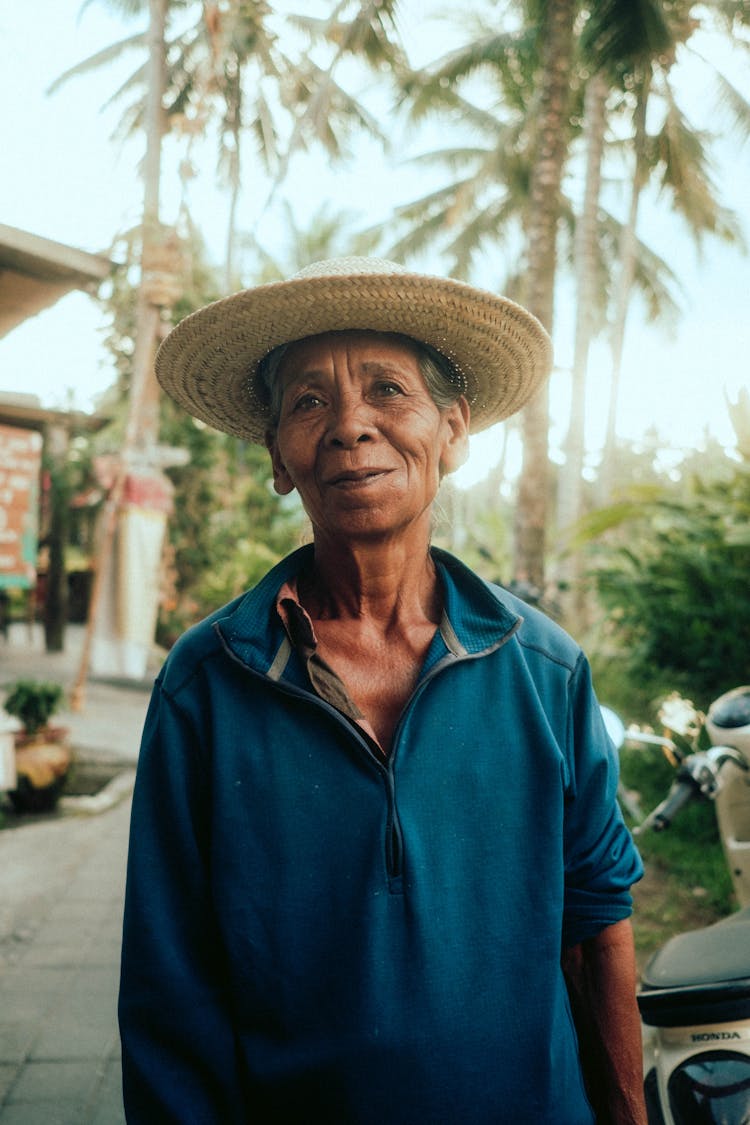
[{"left": 70, "top": 0, "right": 168, "bottom": 712}]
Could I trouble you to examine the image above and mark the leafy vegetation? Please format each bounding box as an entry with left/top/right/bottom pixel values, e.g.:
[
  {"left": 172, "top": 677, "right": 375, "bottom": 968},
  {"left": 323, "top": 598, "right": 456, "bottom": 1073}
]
[
  {"left": 577, "top": 410, "right": 750, "bottom": 960},
  {"left": 51, "top": 0, "right": 749, "bottom": 599},
  {"left": 3, "top": 681, "right": 65, "bottom": 736},
  {"left": 584, "top": 461, "right": 750, "bottom": 707}
]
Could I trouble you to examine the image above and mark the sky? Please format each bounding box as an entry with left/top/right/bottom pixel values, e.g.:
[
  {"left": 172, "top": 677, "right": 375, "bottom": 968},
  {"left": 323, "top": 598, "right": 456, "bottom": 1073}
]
[{"left": 1, "top": 0, "right": 749, "bottom": 489}]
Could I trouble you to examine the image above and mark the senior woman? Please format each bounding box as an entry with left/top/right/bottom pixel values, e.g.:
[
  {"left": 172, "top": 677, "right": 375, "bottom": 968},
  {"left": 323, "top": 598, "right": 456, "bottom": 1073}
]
[{"left": 119, "top": 258, "right": 646, "bottom": 1124}]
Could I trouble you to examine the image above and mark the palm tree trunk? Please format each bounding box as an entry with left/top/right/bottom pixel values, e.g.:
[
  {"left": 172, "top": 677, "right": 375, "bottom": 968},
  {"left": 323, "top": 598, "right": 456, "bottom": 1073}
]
[
  {"left": 514, "top": 0, "right": 576, "bottom": 591},
  {"left": 559, "top": 69, "right": 608, "bottom": 536},
  {"left": 599, "top": 73, "right": 650, "bottom": 502},
  {"left": 556, "top": 69, "right": 608, "bottom": 627}
]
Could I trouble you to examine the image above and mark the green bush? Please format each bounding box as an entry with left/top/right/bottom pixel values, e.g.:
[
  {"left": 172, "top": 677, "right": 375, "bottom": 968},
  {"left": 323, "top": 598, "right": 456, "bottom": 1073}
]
[{"left": 586, "top": 465, "right": 750, "bottom": 706}]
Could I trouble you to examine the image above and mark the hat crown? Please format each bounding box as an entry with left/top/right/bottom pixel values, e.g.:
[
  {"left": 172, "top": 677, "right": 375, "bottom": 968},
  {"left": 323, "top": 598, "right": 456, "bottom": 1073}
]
[
  {"left": 291, "top": 256, "right": 409, "bottom": 281},
  {"left": 156, "top": 255, "right": 552, "bottom": 443}
]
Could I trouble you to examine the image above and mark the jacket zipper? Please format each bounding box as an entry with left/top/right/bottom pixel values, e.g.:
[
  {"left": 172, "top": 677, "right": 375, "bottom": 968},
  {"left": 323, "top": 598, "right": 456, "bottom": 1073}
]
[
  {"left": 384, "top": 770, "right": 404, "bottom": 883},
  {"left": 216, "top": 621, "right": 521, "bottom": 888}
]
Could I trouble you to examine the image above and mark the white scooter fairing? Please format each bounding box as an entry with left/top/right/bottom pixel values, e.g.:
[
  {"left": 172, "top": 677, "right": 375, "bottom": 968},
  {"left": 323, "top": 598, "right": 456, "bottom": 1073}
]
[
  {"left": 638, "top": 907, "right": 750, "bottom": 1123},
  {"left": 607, "top": 687, "right": 750, "bottom": 1123}
]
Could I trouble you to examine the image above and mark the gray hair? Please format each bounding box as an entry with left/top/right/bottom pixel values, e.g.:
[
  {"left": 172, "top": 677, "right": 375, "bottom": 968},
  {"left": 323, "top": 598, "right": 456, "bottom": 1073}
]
[{"left": 257, "top": 332, "right": 466, "bottom": 431}]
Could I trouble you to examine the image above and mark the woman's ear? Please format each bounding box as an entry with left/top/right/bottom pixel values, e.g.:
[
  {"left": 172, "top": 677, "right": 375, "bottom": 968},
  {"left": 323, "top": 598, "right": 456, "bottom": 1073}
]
[
  {"left": 439, "top": 396, "right": 470, "bottom": 477},
  {"left": 265, "top": 430, "right": 295, "bottom": 496}
]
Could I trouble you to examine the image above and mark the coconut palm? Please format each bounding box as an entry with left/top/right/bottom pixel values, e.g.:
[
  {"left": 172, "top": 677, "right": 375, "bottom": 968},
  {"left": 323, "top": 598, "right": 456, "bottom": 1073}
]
[
  {"left": 555, "top": 0, "right": 676, "bottom": 616},
  {"left": 600, "top": 0, "right": 750, "bottom": 498},
  {"left": 55, "top": 2, "right": 408, "bottom": 288},
  {"left": 52, "top": 1, "right": 300, "bottom": 288}
]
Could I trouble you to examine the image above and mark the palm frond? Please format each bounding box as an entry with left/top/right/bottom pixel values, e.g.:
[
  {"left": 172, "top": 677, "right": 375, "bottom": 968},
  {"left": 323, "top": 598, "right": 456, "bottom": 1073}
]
[
  {"left": 443, "top": 196, "right": 520, "bottom": 278},
  {"left": 401, "top": 26, "right": 537, "bottom": 122},
  {"left": 98, "top": 58, "right": 148, "bottom": 114},
  {"left": 277, "top": 57, "right": 387, "bottom": 188},
  {"left": 651, "top": 98, "right": 743, "bottom": 246},
  {"left": 595, "top": 207, "right": 682, "bottom": 325},
  {"left": 709, "top": 69, "right": 750, "bottom": 146},
  {"left": 390, "top": 175, "right": 484, "bottom": 225},
  {"left": 406, "top": 144, "right": 493, "bottom": 170},
  {"left": 385, "top": 209, "right": 460, "bottom": 262},
  {"left": 423, "top": 30, "right": 528, "bottom": 85},
  {"left": 291, "top": 1, "right": 405, "bottom": 68},
  {"left": 580, "top": 0, "right": 675, "bottom": 74},
  {"left": 46, "top": 31, "right": 147, "bottom": 94}
]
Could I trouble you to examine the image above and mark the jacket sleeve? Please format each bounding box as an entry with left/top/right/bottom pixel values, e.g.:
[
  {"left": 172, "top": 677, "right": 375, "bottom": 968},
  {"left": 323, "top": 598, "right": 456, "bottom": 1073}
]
[
  {"left": 561, "top": 655, "right": 643, "bottom": 948},
  {"left": 118, "top": 677, "right": 245, "bottom": 1124}
]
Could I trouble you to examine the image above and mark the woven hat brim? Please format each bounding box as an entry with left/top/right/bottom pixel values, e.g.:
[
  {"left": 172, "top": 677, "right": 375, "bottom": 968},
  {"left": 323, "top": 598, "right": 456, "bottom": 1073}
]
[{"left": 155, "top": 272, "right": 553, "bottom": 443}]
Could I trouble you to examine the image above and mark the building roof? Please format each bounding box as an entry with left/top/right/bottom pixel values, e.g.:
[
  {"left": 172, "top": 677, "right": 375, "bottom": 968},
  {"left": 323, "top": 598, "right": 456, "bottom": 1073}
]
[
  {"left": 0, "top": 223, "right": 114, "bottom": 339},
  {"left": 0, "top": 392, "right": 108, "bottom": 433}
]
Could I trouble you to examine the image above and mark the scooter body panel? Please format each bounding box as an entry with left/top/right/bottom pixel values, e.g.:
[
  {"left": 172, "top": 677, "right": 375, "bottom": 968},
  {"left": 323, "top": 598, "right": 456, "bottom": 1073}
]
[
  {"left": 615, "top": 688, "right": 750, "bottom": 1122},
  {"left": 715, "top": 764, "right": 750, "bottom": 909},
  {"left": 644, "top": 1018, "right": 750, "bottom": 1124}
]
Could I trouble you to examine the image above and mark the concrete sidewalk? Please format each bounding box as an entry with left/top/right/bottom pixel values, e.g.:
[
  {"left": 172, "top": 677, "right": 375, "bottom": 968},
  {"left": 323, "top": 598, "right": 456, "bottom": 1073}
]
[
  {"left": 0, "top": 624, "right": 154, "bottom": 1123},
  {"left": 0, "top": 801, "right": 130, "bottom": 1124}
]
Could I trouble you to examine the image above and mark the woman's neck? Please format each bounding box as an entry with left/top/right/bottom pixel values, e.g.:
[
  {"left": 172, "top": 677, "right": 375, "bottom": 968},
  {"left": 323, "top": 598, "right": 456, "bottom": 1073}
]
[{"left": 302, "top": 534, "right": 442, "bottom": 630}]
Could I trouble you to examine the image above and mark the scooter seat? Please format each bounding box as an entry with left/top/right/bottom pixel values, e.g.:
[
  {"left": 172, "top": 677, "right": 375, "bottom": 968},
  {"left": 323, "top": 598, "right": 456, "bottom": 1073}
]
[{"left": 638, "top": 905, "right": 750, "bottom": 1027}]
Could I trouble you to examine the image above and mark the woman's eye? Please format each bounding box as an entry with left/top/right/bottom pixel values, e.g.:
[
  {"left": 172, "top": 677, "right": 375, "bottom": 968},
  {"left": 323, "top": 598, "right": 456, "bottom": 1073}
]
[
  {"left": 291, "top": 393, "right": 324, "bottom": 412},
  {"left": 374, "top": 381, "right": 403, "bottom": 397}
]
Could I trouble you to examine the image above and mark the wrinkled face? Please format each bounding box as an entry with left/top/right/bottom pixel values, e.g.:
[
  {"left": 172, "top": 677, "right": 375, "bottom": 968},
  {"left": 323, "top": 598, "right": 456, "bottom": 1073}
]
[{"left": 265, "top": 331, "right": 469, "bottom": 544}]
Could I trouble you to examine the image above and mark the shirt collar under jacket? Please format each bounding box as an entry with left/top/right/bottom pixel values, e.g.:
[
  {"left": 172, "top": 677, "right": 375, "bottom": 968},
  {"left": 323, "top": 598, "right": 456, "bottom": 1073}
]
[{"left": 213, "top": 544, "right": 523, "bottom": 683}]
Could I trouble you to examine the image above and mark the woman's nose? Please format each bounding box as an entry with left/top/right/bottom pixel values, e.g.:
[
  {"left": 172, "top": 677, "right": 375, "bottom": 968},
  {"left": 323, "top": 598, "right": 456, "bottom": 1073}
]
[{"left": 325, "top": 394, "right": 374, "bottom": 447}]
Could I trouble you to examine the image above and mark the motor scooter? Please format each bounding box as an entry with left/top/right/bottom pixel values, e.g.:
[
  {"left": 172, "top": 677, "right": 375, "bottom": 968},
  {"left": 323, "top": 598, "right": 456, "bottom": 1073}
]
[{"left": 604, "top": 686, "right": 750, "bottom": 1125}]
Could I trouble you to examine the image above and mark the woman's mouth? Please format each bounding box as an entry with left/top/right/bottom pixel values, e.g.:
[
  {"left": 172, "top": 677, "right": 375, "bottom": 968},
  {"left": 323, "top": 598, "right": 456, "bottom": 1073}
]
[{"left": 327, "top": 469, "right": 389, "bottom": 488}]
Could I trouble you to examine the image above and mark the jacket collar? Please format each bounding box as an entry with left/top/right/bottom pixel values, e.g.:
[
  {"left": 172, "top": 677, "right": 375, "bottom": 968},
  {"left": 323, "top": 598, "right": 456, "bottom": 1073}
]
[{"left": 214, "top": 544, "right": 521, "bottom": 676}]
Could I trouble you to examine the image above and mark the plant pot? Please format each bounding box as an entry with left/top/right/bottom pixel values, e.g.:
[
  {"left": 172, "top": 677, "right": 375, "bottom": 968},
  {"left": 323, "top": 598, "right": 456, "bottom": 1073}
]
[{"left": 10, "top": 727, "right": 72, "bottom": 813}]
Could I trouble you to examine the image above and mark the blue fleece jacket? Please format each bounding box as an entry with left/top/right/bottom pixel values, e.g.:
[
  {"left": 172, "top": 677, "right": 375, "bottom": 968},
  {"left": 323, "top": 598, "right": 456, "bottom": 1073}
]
[{"left": 119, "top": 546, "right": 642, "bottom": 1124}]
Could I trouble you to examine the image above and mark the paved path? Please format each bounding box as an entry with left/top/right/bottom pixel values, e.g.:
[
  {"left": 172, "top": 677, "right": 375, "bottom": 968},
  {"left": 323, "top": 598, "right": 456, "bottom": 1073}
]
[
  {"left": 0, "top": 623, "right": 153, "bottom": 1123},
  {"left": 0, "top": 800, "right": 130, "bottom": 1124}
]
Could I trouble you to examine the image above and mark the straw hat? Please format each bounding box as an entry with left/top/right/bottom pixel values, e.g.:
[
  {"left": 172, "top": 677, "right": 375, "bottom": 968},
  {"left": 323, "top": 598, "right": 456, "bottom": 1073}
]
[{"left": 155, "top": 256, "right": 553, "bottom": 443}]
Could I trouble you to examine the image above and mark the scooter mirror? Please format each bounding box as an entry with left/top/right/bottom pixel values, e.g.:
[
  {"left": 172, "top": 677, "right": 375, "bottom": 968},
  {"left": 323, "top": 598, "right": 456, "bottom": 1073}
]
[{"left": 600, "top": 705, "right": 626, "bottom": 751}]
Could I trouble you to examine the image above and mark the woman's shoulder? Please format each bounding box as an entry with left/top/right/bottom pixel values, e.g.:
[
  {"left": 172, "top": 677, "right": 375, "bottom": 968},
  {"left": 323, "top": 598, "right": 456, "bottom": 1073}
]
[
  {"left": 494, "top": 584, "right": 584, "bottom": 674},
  {"left": 434, "top": 548, "right": 582, "bottom": 671},
  {"left": 156, "top": 590, "right": 254, "bottom": 695}
]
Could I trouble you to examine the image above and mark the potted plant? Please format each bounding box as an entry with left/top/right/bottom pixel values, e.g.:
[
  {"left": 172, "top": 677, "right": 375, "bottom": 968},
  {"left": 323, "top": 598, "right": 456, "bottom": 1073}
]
[{"left": 2, "top": 679, "right": 72, "bottom": 812}]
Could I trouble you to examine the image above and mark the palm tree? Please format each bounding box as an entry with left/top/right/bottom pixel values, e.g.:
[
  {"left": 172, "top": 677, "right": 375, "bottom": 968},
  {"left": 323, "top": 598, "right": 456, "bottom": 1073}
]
[
  {"left": 600, "top": 0, "right": 750, "bottom": 498},
  {"left": 248, "top": 200, "right": 382, "bottom": 282},
  {"left": 388, "top": 1, "right": 576, "bottom": 588},
  {"left": 505, "top": 0, "right": 576, "bottom": 590},
  {"left": 555, "top": 0, "right": 675, "bottom": 618},
  {"left": 53, "top": 2, "right": 298, "bottom": 289},
  {"left": 388, "top": 3, "right": 670, "bottom": 587},
  {"left": 55, "top": 2, "right": 408, "bottom": 289}
]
